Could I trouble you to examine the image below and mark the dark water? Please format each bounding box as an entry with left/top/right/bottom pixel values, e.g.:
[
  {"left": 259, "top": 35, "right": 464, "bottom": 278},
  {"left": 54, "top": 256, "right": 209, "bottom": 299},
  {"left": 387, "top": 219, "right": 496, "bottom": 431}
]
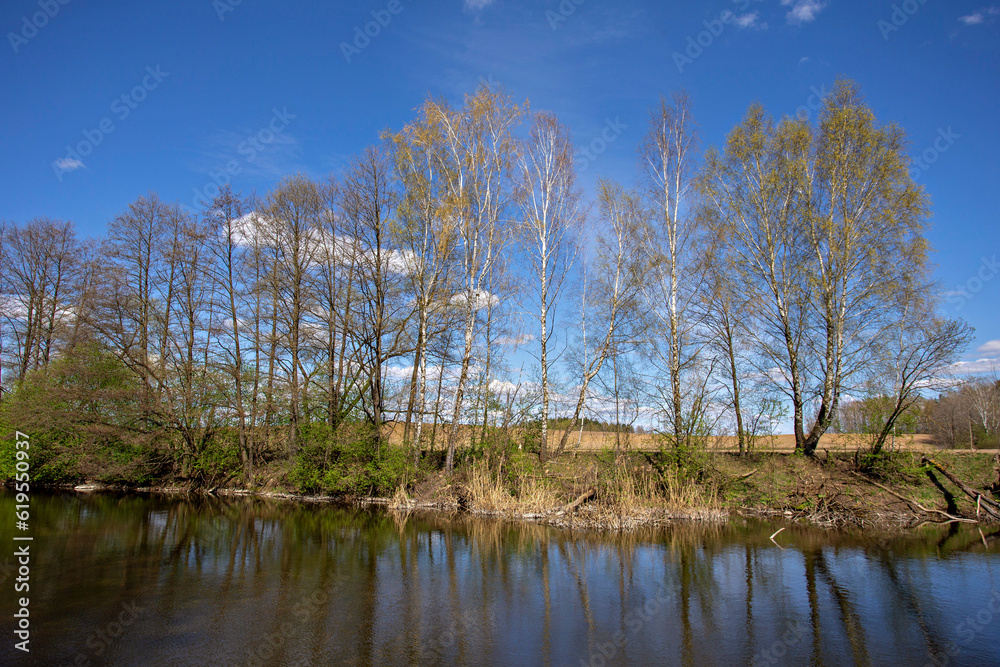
[{"left": 1, "top": 490, "right": 999, "bottom": 666}]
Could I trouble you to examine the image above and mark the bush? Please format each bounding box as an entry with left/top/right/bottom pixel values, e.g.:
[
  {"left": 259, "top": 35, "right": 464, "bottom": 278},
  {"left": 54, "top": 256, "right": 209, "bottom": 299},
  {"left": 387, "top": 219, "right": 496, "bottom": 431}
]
[{"left": 290, "top": 423, "right": 412, "bottom": 497}]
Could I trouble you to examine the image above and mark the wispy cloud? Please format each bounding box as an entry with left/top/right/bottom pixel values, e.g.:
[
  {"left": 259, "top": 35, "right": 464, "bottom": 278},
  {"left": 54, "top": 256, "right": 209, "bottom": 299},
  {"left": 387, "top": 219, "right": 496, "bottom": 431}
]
[
  {"left": 959, "top": 6, "right": 999, "bottom": 25},
  {"left": 192, "top": 127, "right": 302, "bottom": 181},
  {"left": 497, "top": 333, "right": 536, "bottom": 346},
  {"left": 977, "top": 340, "right": 1000, "bottom": 354},
  {"left": 464, "top": 0, "right": 494, "bottom": 10},
  {"left": 781, "top": 0, "right": 826, "bottom": 25},
  {"left": 949, "top": 358, "right": 999, "bottom": 375},
  {"left": 53, "top": 156, "right": 85, "bottom": 171},
  {"left": 735, "top": 12, "right": 767, "bottom": 30}
]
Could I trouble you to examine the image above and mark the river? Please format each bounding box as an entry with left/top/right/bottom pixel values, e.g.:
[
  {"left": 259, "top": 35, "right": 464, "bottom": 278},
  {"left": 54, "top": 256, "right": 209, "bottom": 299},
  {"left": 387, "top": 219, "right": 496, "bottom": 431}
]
[{"left": 1, "top": 490, "right": 998, "bottom": 666}]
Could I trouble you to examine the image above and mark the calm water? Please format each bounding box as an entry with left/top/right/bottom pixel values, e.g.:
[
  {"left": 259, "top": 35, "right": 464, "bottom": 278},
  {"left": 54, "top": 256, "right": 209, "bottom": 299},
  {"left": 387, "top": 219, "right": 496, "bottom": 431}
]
[{"left": 1, "top": 490, "right": 999, "bottom": 666}]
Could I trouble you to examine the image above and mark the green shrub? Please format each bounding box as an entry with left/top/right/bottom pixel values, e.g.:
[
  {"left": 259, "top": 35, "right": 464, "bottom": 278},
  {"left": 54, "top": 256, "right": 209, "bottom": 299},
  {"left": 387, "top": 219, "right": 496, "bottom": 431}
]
[{"left": 290, "top": 423, "right": 412, "bottom": 497}]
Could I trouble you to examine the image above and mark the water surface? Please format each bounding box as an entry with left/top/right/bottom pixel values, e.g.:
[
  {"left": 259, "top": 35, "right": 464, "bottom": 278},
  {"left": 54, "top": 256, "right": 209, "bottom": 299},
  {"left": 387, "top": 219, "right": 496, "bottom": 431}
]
[{"left": 1, "top": 490, "right": 998, "bottom": 666}]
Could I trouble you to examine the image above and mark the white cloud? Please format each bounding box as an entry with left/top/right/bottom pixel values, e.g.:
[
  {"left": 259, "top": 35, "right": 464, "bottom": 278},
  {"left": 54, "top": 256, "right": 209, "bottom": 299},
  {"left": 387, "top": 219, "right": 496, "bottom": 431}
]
[
  {"left": 948, "top": 358, "right": 1000, "bottom": 375},
  {"left": 53, "top": 157, "right": 85, "bottom": 172},
  {"left": 960, "top": 7, "right": 999, "bottom": 25},
  {"left": 781, "top": 0, "right": 826, "bottom": 25},
  {"left": 497, "top": 333, "right": 536, "bottom": 346},
  {"left": 977, "top": 340, "right": 1000, "bottom": 354},
  {"left": 449, "top": 289, "right": 498, "bottom": 310},
  {"left": 464, "top": 0, "right": 493, "bottom": 10},
  {"left": 734, "top": 12, "right": 766, "bottom": 29}
]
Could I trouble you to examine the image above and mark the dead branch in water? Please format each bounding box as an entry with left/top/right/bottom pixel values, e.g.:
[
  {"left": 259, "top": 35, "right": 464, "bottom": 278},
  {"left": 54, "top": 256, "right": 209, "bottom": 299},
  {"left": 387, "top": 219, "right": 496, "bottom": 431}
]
[{"left": 921, "top": 457, "right": 1000, "bottom": 522}]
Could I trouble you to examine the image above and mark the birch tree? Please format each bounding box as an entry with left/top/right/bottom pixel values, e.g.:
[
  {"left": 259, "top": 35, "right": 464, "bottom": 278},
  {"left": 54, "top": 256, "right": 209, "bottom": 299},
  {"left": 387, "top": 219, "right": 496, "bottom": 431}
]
[
  {"left": 640, "top": 92, "right": 704, "bottom": 448},
  {"left": 518, "top": 112, "right": 580, "bottom": 460},
  {"left": 428, "top": 84, "right": 524, "bottom": 472},
  {"left": 387, "top": 111, "right": 458, "bottom": 458},
  {"left": 701, "top": 80, "right": 933, "bottom": 455},
  {"left": 552, "top": 180, "right": 647, "bottom": 458}
]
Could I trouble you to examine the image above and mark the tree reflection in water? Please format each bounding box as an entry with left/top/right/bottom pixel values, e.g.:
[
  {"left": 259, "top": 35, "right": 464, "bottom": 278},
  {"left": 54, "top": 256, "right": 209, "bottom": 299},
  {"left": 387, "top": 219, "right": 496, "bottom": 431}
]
[{"left": 2, "top": 490, "right": 998, "bottom": 666}]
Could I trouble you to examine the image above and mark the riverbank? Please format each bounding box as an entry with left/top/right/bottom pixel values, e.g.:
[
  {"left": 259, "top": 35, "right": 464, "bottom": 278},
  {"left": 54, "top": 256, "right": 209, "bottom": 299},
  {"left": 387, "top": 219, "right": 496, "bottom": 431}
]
[{"left": 64, "top": 448, "right": 1000, "bottom": 533}]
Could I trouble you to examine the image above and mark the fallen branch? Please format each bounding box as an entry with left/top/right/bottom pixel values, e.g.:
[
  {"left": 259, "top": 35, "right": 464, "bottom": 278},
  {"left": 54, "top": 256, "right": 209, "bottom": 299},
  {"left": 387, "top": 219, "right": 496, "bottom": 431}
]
[
  {"left": 921, "top": 457, "right": 1000, "bottom": 521},
  {"left": 850, "top": 471, "right": 977, "bottom": 524},
  {"left": 719, "top": 468, "right": 760, "bottom": 491},
  {"left": 548, "top": 488, "right": 596, "bottom": 516}
]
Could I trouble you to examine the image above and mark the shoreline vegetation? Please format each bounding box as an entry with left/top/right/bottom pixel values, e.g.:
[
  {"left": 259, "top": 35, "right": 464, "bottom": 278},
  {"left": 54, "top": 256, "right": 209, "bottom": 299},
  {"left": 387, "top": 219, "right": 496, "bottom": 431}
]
[{"left": 20, "top": 440, "right": 1000, "bottom": 534}]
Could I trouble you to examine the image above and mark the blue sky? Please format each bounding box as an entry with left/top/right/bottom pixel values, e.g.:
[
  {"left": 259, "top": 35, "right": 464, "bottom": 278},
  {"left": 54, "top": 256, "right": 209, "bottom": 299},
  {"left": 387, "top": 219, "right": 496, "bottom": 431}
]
[{"left": 2, "top": 0, "right": 999, "bottom": 374}]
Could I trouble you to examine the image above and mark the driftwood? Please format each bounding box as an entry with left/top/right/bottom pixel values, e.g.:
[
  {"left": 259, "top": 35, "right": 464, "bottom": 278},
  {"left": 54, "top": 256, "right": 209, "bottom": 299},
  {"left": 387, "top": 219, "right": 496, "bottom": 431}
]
[
  {"left": 922, "top": 457, "right": 1000, "bottom": 521},
  {"left": 548, "top": 488, "right": 596, "bottom": 516},
  {"left": 850, "top": 471, "right": 976, "bottom": 524}
]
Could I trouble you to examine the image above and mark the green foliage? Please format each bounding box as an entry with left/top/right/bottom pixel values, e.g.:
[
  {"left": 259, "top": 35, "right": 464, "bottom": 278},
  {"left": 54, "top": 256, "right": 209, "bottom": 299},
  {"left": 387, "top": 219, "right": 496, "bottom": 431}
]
[
  {"left": 501, "top": 449, "right": 541, "bottom": 491},
  {"left": 855, "top": 448, "right": 922, "bottom": 482},
  {"left": 658, "top": 439, "right": 712, "bottom": 482},
  {"left": 518, "top": 422, "right": 541, "bottom": 456},
  {"left": 189, "top": 430, "right": 242, "bottom": 487},
  {"left": 290, "top": 423, "right": 412, "bottom": 496},
  {"left": 0, "top": 427, "right": 81, "bottom": 485}
]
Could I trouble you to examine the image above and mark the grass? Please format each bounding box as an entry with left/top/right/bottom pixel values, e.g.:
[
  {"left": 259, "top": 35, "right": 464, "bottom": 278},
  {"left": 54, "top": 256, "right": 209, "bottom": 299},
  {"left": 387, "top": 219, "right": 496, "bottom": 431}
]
[{"left": 372, "top": 443, "right": 999, "bottom": 530}]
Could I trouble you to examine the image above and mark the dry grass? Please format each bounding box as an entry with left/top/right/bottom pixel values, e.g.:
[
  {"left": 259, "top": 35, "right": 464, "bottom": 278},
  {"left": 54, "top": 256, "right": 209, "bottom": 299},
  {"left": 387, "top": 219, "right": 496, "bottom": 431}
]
[
  {"left": 465, "top": 460, "right": 560, "bottom": 515},
  {"left": 382, "top": 422, "right": 939, "bottom": 453}
]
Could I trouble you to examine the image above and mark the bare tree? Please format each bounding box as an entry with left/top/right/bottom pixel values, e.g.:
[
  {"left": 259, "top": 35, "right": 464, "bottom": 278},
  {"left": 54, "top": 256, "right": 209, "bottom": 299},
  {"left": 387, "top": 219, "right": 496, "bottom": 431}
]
[
  {"left": 518, "top": 111, "right": 580, "bottom": 460},
  {"left": 552, "top": 180, "right": 647, "bottom": 458},
  {"left": 428, "top": 83, "right": 524, "bottom": 472},
  {"left": 339, "top": 147, "right": 413, "bottom": 453},
  {"left": 263, "top": 175, "right": 325, "bottom": 454},
  {"left": 864, "top": 296, "right": 972, "bottom": 454},
  {"left": 96, "top": 193, "right": 188, "bottom": 418},
  {"left": 1, "top": 218, "right": 82, "bottom": 382},
  {"left": 640, "top": 92, "right": 703, "bottom": 448},
  {"left": 206, "top": 185, "right": 256, "bottom": 483}
]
